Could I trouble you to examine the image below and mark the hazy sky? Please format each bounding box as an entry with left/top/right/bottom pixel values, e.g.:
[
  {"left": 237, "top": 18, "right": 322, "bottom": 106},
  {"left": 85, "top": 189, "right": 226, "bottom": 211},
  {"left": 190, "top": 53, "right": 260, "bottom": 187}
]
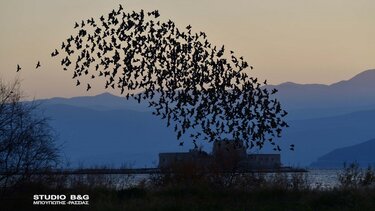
[{"left": 1, "top": 0, "right": 374, "bottom": 99}]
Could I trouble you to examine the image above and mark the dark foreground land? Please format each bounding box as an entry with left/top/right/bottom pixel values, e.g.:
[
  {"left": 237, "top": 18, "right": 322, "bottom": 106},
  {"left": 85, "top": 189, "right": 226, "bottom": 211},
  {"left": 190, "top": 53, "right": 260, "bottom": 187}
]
[
  {"left": 1, "top": 164, "right": 375, "bottom": 211},
  {"left": 2, "top": 184, "right": 375, "bottom": 211}
]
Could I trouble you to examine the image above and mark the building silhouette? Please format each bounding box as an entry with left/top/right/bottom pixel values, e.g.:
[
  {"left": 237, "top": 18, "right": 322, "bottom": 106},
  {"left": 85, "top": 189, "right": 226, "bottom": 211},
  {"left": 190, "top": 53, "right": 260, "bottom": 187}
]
[{"left": 159, "top": 140, "right": 281, "bottom": 171}]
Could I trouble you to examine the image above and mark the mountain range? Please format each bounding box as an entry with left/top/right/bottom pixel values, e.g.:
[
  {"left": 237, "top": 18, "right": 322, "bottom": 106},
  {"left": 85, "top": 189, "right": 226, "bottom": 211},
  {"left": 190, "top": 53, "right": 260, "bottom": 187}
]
[
  {"left": 33, "top": 69, "right": 375, "bottom": 167},
  {"left": 267, "top": 69, "right": 375, "bottom": 120},
  {"left": 310, "top": 138, "right": 375, "bottom": 168}
]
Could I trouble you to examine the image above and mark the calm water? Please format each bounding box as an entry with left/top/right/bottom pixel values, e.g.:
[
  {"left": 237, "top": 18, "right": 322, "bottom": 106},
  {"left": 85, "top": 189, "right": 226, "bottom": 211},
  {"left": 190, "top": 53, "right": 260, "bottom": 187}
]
[
  {"left": 306, "top": 169, "right": 340, "bottom": 189},
  {"left": 130, "top": 169, "right": 342, "bottom": 189},
  {"left": 81, "top": 169, "right": 342, "bottom": 189}
]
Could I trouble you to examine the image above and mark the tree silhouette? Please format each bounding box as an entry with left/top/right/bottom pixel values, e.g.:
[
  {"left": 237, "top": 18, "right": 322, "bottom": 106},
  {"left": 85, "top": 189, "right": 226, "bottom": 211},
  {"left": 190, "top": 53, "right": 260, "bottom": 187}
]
[
  {"left": 51, "top": 5, "right": 289, "bottom": 151},
  {"left": 0, "top": 79, "right": 60, "bottom": 188}
]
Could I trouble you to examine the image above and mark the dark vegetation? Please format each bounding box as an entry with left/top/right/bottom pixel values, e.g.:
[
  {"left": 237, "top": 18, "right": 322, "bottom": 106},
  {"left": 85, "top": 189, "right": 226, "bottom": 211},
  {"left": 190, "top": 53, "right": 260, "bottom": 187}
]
[
  {"left": 1, "top": 162, "right": 375, "bottom": 211},
  {"left": 0, "top": 79, "right": 60, "bottom": 190}
]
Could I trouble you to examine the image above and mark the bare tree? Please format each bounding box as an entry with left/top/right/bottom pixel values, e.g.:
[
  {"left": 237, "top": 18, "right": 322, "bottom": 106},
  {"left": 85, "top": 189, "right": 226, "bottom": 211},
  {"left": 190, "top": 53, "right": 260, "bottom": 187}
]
[{"left": 0, "top": 79, "right": 60, "bottom": 189}]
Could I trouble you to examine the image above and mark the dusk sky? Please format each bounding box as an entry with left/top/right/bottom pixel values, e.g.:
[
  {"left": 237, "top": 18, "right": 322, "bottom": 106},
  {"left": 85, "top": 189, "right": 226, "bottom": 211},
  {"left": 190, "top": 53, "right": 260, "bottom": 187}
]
[{"left": 1, "top": 0, "right": 374, "bottom": 99}]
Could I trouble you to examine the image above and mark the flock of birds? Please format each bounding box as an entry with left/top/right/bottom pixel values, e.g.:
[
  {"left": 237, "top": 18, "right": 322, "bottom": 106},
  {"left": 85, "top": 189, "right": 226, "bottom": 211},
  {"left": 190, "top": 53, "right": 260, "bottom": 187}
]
[
  {"left": 16, "top": 61, "right": 41, "bottom": 72},
  {"left": 17, "top": 4, "right": 292, "bottom": 151}
]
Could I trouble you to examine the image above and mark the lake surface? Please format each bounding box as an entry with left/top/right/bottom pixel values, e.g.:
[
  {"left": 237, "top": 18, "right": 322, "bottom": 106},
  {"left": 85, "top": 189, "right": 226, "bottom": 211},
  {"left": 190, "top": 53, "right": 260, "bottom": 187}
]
[
  {"left": 67, "top": 169, "right": 343, "bottom": 189},
  {"left": 132, "top": 169, "right": 342, "bottom": 189},
  {"left": 306, "top": 169, "right": 340, "bottom": 189}
]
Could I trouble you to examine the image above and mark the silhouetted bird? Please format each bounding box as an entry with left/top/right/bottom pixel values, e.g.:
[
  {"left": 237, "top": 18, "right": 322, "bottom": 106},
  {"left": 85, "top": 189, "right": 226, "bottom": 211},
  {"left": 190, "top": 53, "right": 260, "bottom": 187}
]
[
  {"left": 289, "top": 144, "right": 295, "bottom": 151},
  {"left": 36, "top": 61, "right": 41, "bottom": 69},
  {"left": 154, "top": 10, "right": 160, "bottom": 18},
  {"left": 51, "top": 49, "right": 59, "bottom": 57},
  {"left": 16, "top": 64, "right": 21, "bottom": 72},
  {"left": 48, "top": 5, "right": 289, "bottom": 151}
]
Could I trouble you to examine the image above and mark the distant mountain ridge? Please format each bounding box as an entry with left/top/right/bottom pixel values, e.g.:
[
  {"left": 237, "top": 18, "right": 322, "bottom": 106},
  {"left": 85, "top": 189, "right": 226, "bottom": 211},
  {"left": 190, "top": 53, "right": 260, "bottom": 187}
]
[
  {"left": 28, "top": 69, "right": 375, "bottom": 167},
  {"left": 331, "top": 69, "right": 375, "bottom": 88},
  {"left": 41, "top": 103, "right": 195, "bottom": 167},
  {"left": 36, "top": 92, "right": 150, "bottom": 111},
  {"left": 267, "top": 69, "right": 375, "bottom": 119},
  {"left": 310, "top": 138, "right": 375, "bottom": 168},
  {"left": 281, "top": 108, "right": 375, "bottom": 166},
  {"left": 36, "top": 69, "right": 375, "bottom": 120}
]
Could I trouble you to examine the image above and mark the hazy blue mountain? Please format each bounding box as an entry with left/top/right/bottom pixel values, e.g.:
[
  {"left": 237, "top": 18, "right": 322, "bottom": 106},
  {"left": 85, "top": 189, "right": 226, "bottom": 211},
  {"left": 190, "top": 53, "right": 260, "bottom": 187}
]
[
  {"left": 41, "top": 104, "right": 201, "bottom": 168},
  {"left": 310, "top": 138, "right": 375, "bottom": 168},
  {"left": 32, "top": 69, "right": 375, "bottom": 167},
  {"left": 278, "top": 109, "right": 375, "bottom": 166},
  {"left": 267, "top": 69, "right": 375, "bottom": 119},
  {"left": 39, "top": 103, "right": 375, "bottom": 167},
  {"left": 35, "top": 69, "right": 375, "bottom": 120},
  {"left": 36, "top": 92, "right": 150, "bottom": 111}
]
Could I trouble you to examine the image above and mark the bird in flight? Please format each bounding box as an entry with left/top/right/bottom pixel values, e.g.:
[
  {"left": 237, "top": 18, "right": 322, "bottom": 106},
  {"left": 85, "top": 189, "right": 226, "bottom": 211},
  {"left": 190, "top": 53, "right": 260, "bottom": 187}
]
[
  {"left": 154, "top": 10, "right": 160, "bottom": 18},
  {"left": 51, "top": 49, "right": 59, "bottom": 57},
  {"left": 48, "top": 4, "right": 289, "bottom": 151},
  {"left": 16, "top": 64, "right": 21, "bottom": 72},
  {"left": 290, "top": 144, "right": 295, "bottom": 151},
  {"left": 36, "top": 61, "right": 41, "bottom": 69}
]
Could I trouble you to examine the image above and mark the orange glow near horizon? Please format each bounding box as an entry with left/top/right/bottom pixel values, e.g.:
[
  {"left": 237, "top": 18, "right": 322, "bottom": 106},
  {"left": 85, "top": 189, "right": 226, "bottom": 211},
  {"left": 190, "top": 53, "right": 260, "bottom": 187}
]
[{"left": 0, "top": 0, "right": 374, "bottom": 99}]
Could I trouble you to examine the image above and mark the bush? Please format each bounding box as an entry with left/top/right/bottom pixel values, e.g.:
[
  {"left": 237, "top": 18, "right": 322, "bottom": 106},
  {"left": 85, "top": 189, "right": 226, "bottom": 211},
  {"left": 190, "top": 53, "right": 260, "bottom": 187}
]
[
  {"left": 148, "top": 161, "right": 309, "bottom": 192},
  {"left": 338, "top": 162, "right": 375, "bottom": 189}
]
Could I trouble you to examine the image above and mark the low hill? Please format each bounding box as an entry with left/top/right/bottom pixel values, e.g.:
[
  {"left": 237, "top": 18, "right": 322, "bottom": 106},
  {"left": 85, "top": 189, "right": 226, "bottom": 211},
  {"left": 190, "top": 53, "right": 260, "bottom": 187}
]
[
  {"left": 265, "top": 109, "right": 375, "bottom": 166},
  {"left": 310, "top": 138, "right": 375, "bottom": 168}
]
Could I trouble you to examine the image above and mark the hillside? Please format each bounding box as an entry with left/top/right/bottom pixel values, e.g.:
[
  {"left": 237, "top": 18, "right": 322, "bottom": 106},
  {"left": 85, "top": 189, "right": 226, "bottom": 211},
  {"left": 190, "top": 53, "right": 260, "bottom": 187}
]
[
  {"left": 264, "top": 109, "right": 375, "bottom": 166},
  {"left": 267, "top": 69, "right": 375, "bottom": 119},
  {"left": 41, "top": 104, "right": 196, "bottom": 167},
  {"left": 36, "top": 92, "right": 150, "bottom": 111},
  {"left": 35, "top": 69, "right": 375, "bottom": 120},
  {"left": 31, "top": 69, "right": 375, "bottom": 167},
  {"left": 37, "top": 99, "right": 375, "bottom": 167},
  {"left": 310, "top": 138, "right": 375, "bottom": 168}
]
